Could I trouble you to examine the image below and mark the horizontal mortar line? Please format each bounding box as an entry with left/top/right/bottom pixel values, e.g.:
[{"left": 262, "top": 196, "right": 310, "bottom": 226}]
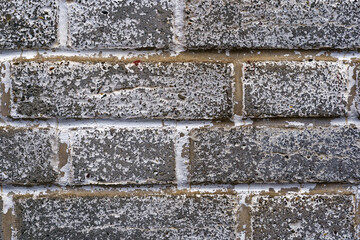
[
  {"left": 0, "top": 183, "right": 358, "bottom": 195},
  {"left": 0, "top": 118, "right": 359, "bottom": 128},
  {"left": 1, "top": 49, "right": 360, "bottom": 62},
  {"left": 0, "top": 118, "right": 213, "bottom": 129}
]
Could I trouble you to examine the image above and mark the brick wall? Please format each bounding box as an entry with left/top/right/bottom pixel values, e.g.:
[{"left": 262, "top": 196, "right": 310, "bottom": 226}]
[{"left": 0, "top": 0, "right": 360, "bottom": 239}]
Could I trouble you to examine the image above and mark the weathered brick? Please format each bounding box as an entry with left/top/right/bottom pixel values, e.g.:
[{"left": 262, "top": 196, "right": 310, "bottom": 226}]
[
  {"left": 0, "top": 199, "right": 3, "bottom": 240},
  {"left": 0, "top": 127, "right": 58, "bottom": 184},
  {"left": 357, "top": 66, "right": 360, "bottom": 116},
  {"left": 15, "top": 193, "right": 238, "bottom": 239},
  {"left": 69, "top": 0, "right": 173, "bottom": 49},
  {"left": 243, "top": 61, "right": 348, "bottom": 118},
  {"left": 190, "top": 126, "right": 360, "bottom": 184},
  {"left": 185, "top": 0, "right": 360, "bottom": 49},
  {"left": 10, "top": 61, "right": 233, "bottom": 119},
  {"left": 0, "top": 0, "right": 57, "bottom": 49},
  {"left": 252, "top": 194, "right": 354, "bottom": 239},
  {"left": 71, "top": 128, "right": 176, "bottom": 184}
]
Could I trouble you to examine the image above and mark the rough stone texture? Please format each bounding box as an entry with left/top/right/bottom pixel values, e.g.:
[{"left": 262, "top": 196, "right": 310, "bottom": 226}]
[
  {"left": 15, "top": 194, "right": 237, "bottom": 239},
  {"left": 190, "top": 126, "right": 360, "bottom": 184},
  {"left": 10, "top": 61, "right": 233, "bottom": 119},
  {"left": 71, "top": 128, "right": 176, "bottom": 184},
  {"left": 0, "top": 199, "right": 2, "bottom": 240},
  {"left": 357, "top": 66, "right": 360, "bottom": 116},
  {"left": 252, "top": 195, "right": 354, "bottom": 239},
  {"left": 243, "top": 61, "right": 348, "bottom": 118},
  {"left": 69, "top": 0, "right": 173, "bottom": 49},
  {"left": 185, "top": 0, "right": 360, "bottom": 49},
  {"left": 0, "top": 127, "right": 58, "bottom": 184},
  {"left": 0, "top": 0, "right": 57, "bottom": 49}
]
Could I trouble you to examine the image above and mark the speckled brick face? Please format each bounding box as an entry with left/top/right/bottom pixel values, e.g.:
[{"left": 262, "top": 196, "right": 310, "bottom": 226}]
[
  {"left": 15, "top": 194, "right": 238, "bottom": 239},
  {"left": 70, "top": 128, "right": 176, "bottom": 184},
  {"left": 0, "top": 0, "right": 58, "bottom": 49},
  {"left": 69, "top": 0, "right": 173, "bottom": 49},
  {"left": 252, "top": 195, "right": 355, "bottom": 239},
  {"left": 189, "top": 126, "right": 360, "bottom": 184},
  {"left": 243, "top": 61, "right": 348, "bottom": 118},
  {"left": 185, "top": 0, "right": 360, "bottom": 49},
  {"left": 10, "top": 61, "right": 233, "bottom": 120},
  {"left": 0, "top": 127, "right": 58, "bottom": 184}
]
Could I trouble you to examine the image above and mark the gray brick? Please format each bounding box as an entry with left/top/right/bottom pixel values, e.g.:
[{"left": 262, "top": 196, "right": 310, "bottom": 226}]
[
  {"left": 0, "top": 127, "right": 58, "bottom": 184},
  {"left": 185, "top": 0, "right": 360, "bottom": 49},
  {"left": 0, "top": 199, "right": 2, "bottom": 240},
  {"left": 357, "top": 66, "right": 360, "bottom": 116},
  {"left": 243, "top": 61, "right": 348, "bottom": 118},
  {"left": 15, "top": 193, "right": 237, "bottom": 239},
  {"left": 0, "top": 0, "right": 57, "bottom": 49},
  {"left": 71, "top": 128, "right": 176, "bottom": 184},
  {"left": 252, "top": 194, "right": 354, "bottom": 239},
  {"left": 10, "top": 61, "right": 233, "bottom": 120},
  {"left": 69, "top": 0, "right": 173, "bottom": 49},
  {"left": 190, "top": 126, "right": 360, "bottom": 184}
]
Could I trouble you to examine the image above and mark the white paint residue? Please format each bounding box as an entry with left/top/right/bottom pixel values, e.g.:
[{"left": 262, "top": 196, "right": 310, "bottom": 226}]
[
  {"left": 175, "top": 124, "right": 190, "bottom": 189},
  {"left": 315, "top": 51, "right": 326, "bottom": 56},
  {"left": 347, "top": 64, "right": 358, "bottom": 119},
  {"left": 2, "top": 193, "right": 14, "bottom": 215},
  {"left": 233, "top": 115, "right": 253, "bottom": 127},
  {"left": 57, "top": 0, "right": 69, "bottom": 48},
  {"left": 174, "top": 121, "right": 212, "bottom": 189},
  {"left": 171, "top": 0, "right": 186, "bottom": 55},
  {"left": 1, "top": 185, "right": 64, "bottom": 215},
  {"left": 57, "top": 130, "right": 71, "bottom": 185},
  {"left": 330, "top": 51, "right": 357, "bottom": 61},
  {"left": 285, "top": 121, "right": 305, "bottom": 127},
  {"left": 2, "top": 61, "right": 11, "bottom": 92},
  {"left": 330, "top": 118, "right": 348, "bottom": 126}
]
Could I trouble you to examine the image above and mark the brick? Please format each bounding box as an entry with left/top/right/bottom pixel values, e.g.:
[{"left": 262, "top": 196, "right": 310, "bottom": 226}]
[
  {"left": 252, "top": 194, "right": 354, "bottom": 239},
  {"left": 10, "top": 61, "right": 233, "bottom": 119},
  {"left": 185, "top": 0, "right": 360, "bottom": 49},
  {"left": 0, "top": 127, "right": 58, "bottom": 184},
  {"left": 0, "top": 0, "right": 57, "bottom": 49},
  {"left": 243, "top": 61, "right": 348, "bottom": 118},
  {"left": 15, "top": 194, "right": 238, "bottom": 239},
  {"left": 71, "top": 128, "right": 176, "bottom": 184},
  {"left": 0, "top": 199, "right": 2, "bottom": 240},
  {"left": 69, "top": 0, "right": 173, "bottom": 49},
  {"left": 357, "top": 66, "right": 360, "bottom": 116},
  {"left": 189, "top": 126, "right": 360, "bottom": 184}
]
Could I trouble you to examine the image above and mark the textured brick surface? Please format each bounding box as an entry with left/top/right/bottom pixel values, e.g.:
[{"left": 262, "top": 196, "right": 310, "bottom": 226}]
[
  {"left": 185, "top": 0, "right": 360, "bottom": 49},
  {"left": 71, "top": 128, "right": 176, "bottom": 184},
  {"left": 252, "top": 195, "right": 354, "bottom": 239},
  {"left": 0, "top": 127, "right": 58, "bottom": 184},
  {"left": 10, "top": 61, "right": 233, "bottom": 119},
  {"left": 15, "top": 194, "right": 238, "bottom": 239},
  {"left": 0, "top": 199, "right": 2, "bottom": 240},
  {"left": 0, "top": 0, "right": 57, "bottom": 49},
  {"left": 190, "top": 126, "right": 360, "bottom": 184},
  {"left": 69, "top": 0, "right": 173, "bottom": 49},
  {"left": 243, "top": 61, "right": 348, "bottom": 118}
]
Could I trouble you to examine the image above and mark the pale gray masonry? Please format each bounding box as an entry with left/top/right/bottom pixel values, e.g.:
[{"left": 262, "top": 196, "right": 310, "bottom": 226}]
[
  {"left": 10, "top": 61, "right": 233, "bottom": 119},
  {"left": 15, "top": 194, "right": 238, "bottom": 239},
  {"left": 0, "top": 0, "right": 57, "bottom": 49},
  {"left": 0, "top": 199, "right": 2, "bottom": 240},
  {"left": 185, "top": 0, "right": 360, "bottom": 49},
  {"left": 69, "top": 0, "right": 173, "bottom": 49},
  {"left": 190, "top": 126, "right": 360, "bottom": 184},
  {"left": 243, "top": 61, "right": 348, "bottom": 118},
  {"left": 0, "top": 127, "right": 58, "bottom": 184},
  {"left": 252, "top": 195, "right": 354, "bottom": 239},
  {"left": 71, "top": 128, "right": 176, "bottom": 184}
]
